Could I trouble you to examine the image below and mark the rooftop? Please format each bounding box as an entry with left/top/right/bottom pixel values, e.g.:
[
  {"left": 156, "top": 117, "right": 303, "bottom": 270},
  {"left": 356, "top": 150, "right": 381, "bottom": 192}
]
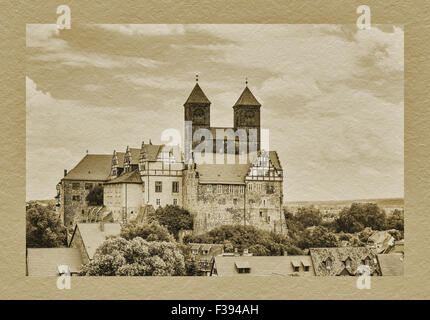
[
  {"left": 63, "top": 154, "right": 113, "bottom": 181},
  {"left": 233, "top": 86, "right": 261, "bottom": 107},
  {"left": 213, "top": 255, "right": 315, "bottom": 276},
  {"left": 309, "top": 247, "right": 381, "bottom": 276},
  {"left": 71, "top": 223, "right": 121, "bottom": 260},
  {"left": 184, "top": 83, "right": 211, "bottom": 105},
  {"left": 105, "top": 169, "right": 142, "bottom": 185},
  {"left": 27, "top": 248, "right": 83, "bottom": 276},
  {"left": 377, "top": 253, "right": 404, "bottom": 276}
]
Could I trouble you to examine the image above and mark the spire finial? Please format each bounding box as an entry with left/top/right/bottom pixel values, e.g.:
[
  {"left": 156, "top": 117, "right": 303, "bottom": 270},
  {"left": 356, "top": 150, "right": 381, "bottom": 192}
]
[
  {"left": 196, "top": 74, "right": 199, "bottom": 83},
  {"left": 245, "top": 77, "right": 248, "bottom": 86}
]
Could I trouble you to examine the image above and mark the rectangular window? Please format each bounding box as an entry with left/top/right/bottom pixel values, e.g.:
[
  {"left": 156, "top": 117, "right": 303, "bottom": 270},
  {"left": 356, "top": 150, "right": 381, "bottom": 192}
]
[
  {"left": 172, "top": 181, "right": 179, "bottom": 193},
  {"left": 72, "top": 183, "right": 80, "bottom": 190},
  {"left": 72, "top": 195, "right": 80, "bottom": 201},
  {"left": 239, "top": 185, "right": 244, "bottom": 194},
  {"left": 156, "top": 199, "right": 161, "bottom": 206},
  {"left": 155, "top": 181, "right": 162, "bottom": 193},
  {"left": 85, "top": 183, "right": 93, "bottom": 190},
  {"left": 173, "top": 199, "right": 178, "bottom": 205},
  {"left": 228, "top": 185, "right": 234, "bottom": 193},
  {"left": 248, "top": 183, "right": 253, "bottom": 191},
  {"left": 207, "top": 185, "right": 212, "bottom": 193},
  {"left": 217, "top": 185, "right": 223, "bottom": 194},
  {"left": 142, "top": 181, "right": 145, "bottom": 193},
  {"left": 266, "top": 184, "right": 275, "bottom": 194},
  {"left": 233, "top": 198, "right": 238, "bottom": 206}
]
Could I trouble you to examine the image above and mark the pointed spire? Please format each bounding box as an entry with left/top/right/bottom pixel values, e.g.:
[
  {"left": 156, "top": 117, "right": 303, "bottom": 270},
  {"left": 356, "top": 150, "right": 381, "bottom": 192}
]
[
  {"left": 184, "top": 77, "right": 211, "bottom": 105},
  {"left": 234, "top": 85, "right": 261, "bottom": 107}
]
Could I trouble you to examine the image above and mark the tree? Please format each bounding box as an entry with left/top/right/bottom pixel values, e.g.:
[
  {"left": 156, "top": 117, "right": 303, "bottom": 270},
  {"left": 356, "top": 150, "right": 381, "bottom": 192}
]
[
  {"left": 335, "top": 203, "right": 387, "bottom": 233},
  {"left": 119, "top": 221, "right": 199, "bottom": 276},
  {"left": 177, "top": 243, "right": 200, "bottom": 276},
  {"left": 120, "top": 221, "right": 175, "bottom": 242},
  {"left": 295, "top": 206, "right": 323, "bottom": 228},
  {"left": 26, "top": 203, "right": 66, "bottom": 248},
  {"left": 86, "top": 185, "right": 103, "bottom": 206},
  {"left": 184, "top": 225, "right": 293, "bottom": 256},
  {"left": 386, "top": 209, "right": 404, "bottom": 231},
  {"left": 248, "top": 244, "right": 270, "bottom": 256},
  {"left": 80, "top": 237, "right": 185, "bottom": 276},
  {"left": 298, "top": 226, "right": 339, "bottom": 249},
  {"left": 147, "top": 205, "right": 193, "bottom": 239}
]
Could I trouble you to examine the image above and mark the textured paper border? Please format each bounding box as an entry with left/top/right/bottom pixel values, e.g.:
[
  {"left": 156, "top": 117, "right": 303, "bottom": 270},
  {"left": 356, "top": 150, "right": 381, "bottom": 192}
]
[{"left": 1, "top": 0, "right": 429, "bottom": 299}]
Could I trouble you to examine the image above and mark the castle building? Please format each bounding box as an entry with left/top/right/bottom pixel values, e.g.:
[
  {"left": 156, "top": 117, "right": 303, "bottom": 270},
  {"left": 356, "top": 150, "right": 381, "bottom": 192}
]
[{"left": 57, "top": 81, "right": 286, "bottom": 234}]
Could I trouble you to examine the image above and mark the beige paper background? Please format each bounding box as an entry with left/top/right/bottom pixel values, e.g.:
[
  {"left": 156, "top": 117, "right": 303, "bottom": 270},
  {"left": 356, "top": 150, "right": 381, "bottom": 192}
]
[{"left": 1, "top": 0, "right": 429, "bottom": 299}]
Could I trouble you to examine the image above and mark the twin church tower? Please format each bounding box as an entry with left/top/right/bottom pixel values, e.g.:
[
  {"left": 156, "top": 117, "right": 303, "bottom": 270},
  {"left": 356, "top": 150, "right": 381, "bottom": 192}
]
[{"left": 184, "top": 79, "right": 262, "bottom": 155}]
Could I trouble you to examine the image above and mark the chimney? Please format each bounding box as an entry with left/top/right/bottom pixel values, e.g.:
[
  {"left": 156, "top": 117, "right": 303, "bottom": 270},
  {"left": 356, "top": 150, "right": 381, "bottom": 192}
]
[
  {"left": 64, "top": 169, "right": 67, "bottom": 177},
  {"left": 234, "top": 248, "right": 239, "bottom": 256},
  {"left": 243, "top": 248, "right": 252, "bottom": 256},
  {"left": 99, "top": 221, "right": 104, "bottom": 232}
]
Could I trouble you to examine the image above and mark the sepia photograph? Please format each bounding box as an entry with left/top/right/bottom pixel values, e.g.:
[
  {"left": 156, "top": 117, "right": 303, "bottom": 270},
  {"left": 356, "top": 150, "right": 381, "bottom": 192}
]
[{"left": 25, "top": 23, "right": 404, "bottom": 279}]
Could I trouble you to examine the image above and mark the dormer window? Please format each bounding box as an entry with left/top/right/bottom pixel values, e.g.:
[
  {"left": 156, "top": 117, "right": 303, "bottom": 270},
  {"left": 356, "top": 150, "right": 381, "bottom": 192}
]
[
  {"left": 302, "top": 260, "right": 311, "bottom": 272},
  {"left": 323, "top": 257, "right": 333, "bottom": 269},
  {"left": 235, "top": 261, "right": 251, "bottom": 274},
  {"left": 291, "top": 260, "right": 300, "bottom": 272},
  {"left": 362, "top": 256, "right": 371, "bottom": 266},
  {"left": 344, "top": 257, "right": 352, "bottom": 268}
]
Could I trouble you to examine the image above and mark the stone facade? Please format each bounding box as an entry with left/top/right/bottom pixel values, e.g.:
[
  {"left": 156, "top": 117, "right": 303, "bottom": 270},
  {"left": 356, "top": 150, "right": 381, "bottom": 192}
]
[
  {"left": 57, "top": 82, "right": 286, "bottom": 236},
  {"left": 59, "top": 180, "right": 105, "bottom": 227}
]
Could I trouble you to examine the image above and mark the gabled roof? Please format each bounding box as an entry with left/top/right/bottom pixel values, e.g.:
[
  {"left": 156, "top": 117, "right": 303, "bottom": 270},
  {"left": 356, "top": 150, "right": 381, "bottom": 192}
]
[
  {"left": 268, "top": 151, "right": 282, "bottom": 171},
  {"left": 125, "top": 148, "right": 141, "bottom": 165},
  {"left": 141, "top": 144, "right": 164, "bottom": 162},
  {"left": 105, "top": 169, "right": 142, "bottom": 184},
  {"left": 214, "top": 256, "right": 315, "bottom": 276},
  {"left": 194, "top": 151, "right": 281, "bottom": 184},
  {"left": 70, "top": 223, "right": 121, "bottom": 260},
  {"left": 309, "top": 247, "right": 380, "bottom": 276},
  {"left": 377, "top": 254, "right": 404, "bottom": 276},
  {"left": 197, "top": 162, "right": 250, "bottom": 185},
  {"left": 233, "top": 86, "right": 261, "bottom": 107},
  {"left": 115, "top": 152, "right": 125, "bottom": 168},
  {"left": 27, "top": 248, "right": 83, "bottom": 276},
  {"left": 184, "top": 83, "right": 211, "bottom": 105},
  {"left": 63, "top": 154, "right": 113, "bottom": 181}
]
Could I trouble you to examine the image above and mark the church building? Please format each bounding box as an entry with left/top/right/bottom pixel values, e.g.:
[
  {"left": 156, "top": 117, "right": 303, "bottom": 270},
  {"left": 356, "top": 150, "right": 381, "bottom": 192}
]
[{"left": 56, "top": 80, "right": 286, "bottom": 235}]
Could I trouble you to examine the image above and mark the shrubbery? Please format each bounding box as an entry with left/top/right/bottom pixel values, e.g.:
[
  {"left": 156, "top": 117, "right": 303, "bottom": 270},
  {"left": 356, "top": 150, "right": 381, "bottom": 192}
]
[{"left": 26, "top": 202, "right": 66, "bottom": 248}]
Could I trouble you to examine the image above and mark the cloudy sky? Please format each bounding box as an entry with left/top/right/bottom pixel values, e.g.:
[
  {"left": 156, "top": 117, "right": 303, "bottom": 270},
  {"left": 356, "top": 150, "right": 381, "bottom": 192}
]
[{"left": 26, "top": 24, "right": 404, "bottom": 201}]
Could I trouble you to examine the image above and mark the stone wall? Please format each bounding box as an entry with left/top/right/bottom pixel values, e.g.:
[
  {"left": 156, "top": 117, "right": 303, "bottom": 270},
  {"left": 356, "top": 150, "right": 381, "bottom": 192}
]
[
  {"left": 183, "top": 167, "right": 286, "bottom": 235},
  {"left": 61, "top": 180, "right": 105, "bottom": 227},
  {"left": 104, "top": 183, "right": 142, "bottom": 223}
]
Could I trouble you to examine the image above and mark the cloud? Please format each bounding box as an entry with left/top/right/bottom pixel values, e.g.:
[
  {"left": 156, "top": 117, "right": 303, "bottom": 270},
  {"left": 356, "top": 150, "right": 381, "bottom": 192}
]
[
  {"left": 97, "top": 24, "right": 185, "bottom": 36},
  {"left": 26, "top": 24, "right": 67, "bottom": 51},
  {"left": 26, "top": 24, "right": 404, "bottom": 201}
]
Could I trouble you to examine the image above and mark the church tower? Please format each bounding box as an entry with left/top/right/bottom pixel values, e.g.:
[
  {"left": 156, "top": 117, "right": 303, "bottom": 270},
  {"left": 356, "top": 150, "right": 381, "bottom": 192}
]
[
  {"left": 184, "top": 78, "right": 211, "bottom": 151},
  {"left": 233, "top": 84, "right": 261, "bottom": 152}
]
